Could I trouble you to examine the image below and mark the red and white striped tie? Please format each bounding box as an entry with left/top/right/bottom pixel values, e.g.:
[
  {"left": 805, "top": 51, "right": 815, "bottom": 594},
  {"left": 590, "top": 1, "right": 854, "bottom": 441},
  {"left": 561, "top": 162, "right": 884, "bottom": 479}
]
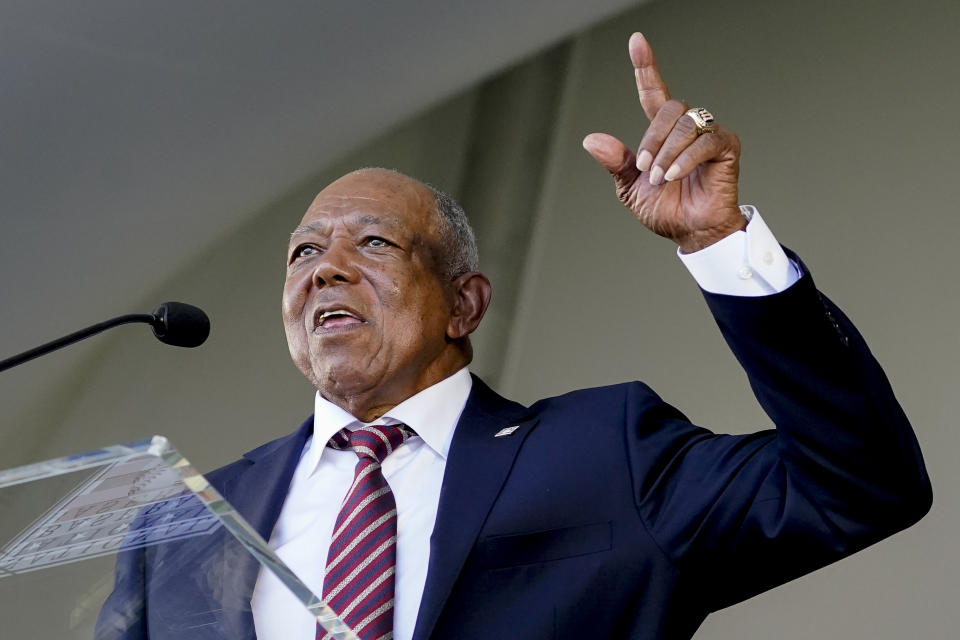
[{"left": 318, "top": 424, "right": 412, "bottom": 640}]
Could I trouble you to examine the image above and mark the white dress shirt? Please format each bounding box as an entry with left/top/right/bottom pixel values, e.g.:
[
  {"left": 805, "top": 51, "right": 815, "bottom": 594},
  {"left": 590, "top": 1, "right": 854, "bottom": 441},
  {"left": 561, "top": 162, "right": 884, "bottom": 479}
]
[
  {"left": 251, "top": 367, "right": 472, "bottom": 640},
  {"left": 251, "top": 209, "right": 798, "bottom": 640}
]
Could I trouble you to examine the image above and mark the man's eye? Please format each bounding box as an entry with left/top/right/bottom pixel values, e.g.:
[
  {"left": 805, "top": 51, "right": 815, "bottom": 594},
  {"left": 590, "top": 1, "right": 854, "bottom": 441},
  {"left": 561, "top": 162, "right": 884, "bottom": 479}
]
[
  {"left": 292, "top": 245, "right": 319, "bottom": 259},
  {"left": 365, "top": 237, "right": 392, "bottom": 248}
]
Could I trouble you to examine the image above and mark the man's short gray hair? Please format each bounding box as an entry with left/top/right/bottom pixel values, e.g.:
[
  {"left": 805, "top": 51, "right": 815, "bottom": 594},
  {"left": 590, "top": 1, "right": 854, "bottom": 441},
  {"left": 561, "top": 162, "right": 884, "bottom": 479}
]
[{"left": 425, "top": 183, "right": 479, "bottom": 280}]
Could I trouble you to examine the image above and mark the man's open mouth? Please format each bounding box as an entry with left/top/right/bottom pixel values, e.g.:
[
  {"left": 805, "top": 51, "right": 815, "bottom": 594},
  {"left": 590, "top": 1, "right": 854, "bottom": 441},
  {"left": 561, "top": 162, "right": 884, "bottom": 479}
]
[{"left": 314, "top": 308, "right": 366, "bottom": 331}]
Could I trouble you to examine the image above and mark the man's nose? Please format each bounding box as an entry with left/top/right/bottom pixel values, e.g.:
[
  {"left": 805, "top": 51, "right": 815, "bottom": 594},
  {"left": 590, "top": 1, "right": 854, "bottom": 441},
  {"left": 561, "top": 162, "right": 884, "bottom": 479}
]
[{"left": 312, "top": 241, "right": 361, "bottom": 287}]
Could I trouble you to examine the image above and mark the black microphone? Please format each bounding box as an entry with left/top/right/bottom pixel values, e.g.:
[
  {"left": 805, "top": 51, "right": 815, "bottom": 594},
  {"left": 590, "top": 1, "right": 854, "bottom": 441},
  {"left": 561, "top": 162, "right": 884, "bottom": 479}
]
[
  {"left": 150, "top": 302, "right": 211, "bottom": 348},
  {"left": 0, "top": 302, "right": 210, "bottom": 372}
]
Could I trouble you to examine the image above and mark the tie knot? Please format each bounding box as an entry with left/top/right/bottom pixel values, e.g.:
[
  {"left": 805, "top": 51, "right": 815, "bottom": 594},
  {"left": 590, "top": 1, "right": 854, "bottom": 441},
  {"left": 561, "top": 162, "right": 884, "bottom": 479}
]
[{"left": 328, "top": 424, "right": 412, "bottom": 464}]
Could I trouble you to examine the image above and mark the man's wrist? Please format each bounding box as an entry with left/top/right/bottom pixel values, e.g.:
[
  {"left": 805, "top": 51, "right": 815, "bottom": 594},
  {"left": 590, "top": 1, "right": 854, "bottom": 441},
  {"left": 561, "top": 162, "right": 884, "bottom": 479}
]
[
  {"left": 677, "top": 206, "right": 799, "bottom": 296},
  {"left": 676, "top": 207, "right": 748, "bottom": 254}
]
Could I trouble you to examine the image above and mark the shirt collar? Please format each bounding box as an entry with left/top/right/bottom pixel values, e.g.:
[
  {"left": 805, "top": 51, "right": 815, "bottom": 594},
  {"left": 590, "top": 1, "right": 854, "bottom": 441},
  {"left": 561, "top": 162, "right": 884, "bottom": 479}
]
[{"left": 303, "top": 367, "right": 473, "bottom": 473}]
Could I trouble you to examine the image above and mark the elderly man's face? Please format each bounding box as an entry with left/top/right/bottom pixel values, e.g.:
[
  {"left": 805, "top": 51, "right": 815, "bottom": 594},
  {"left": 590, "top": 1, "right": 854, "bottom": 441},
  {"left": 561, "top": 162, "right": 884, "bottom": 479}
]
[{"left": 282, "top": 170, "right": 459, "bottom": 413}]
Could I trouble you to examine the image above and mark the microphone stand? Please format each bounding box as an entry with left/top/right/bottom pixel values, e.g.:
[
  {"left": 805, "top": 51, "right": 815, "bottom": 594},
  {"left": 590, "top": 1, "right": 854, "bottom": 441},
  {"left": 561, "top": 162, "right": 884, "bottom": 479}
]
[{"left": 0, "top": 314, "right": 156, "bottom": 373}]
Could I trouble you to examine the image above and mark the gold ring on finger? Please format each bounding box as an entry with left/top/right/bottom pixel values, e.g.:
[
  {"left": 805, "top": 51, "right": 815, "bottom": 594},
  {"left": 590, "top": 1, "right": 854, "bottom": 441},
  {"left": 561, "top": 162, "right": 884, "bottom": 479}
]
[{"left": 685, "top": 107, "right": 716, "bottom": 135}]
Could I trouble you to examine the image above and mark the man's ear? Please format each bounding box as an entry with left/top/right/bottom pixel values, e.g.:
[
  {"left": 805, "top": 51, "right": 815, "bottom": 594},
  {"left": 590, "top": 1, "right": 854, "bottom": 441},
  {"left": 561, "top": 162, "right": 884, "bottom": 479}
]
[{"left": 447, "top": 272, "right": 492, "bottom": 340}]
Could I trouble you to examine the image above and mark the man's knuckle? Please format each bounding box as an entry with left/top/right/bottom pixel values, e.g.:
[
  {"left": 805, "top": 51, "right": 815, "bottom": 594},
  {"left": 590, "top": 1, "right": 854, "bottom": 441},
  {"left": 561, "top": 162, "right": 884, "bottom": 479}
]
[
  {"left": 640, "top": 126, "right": 667, "bottom": 150},
  {"left": 674, "top": 116, "right": 697, "bottom": 135},
  {"left": 662, "top": 100, "right": 686, "bottom": 117},
  {"left": 727, "top": 132, "right": 741, "bottom": 152}
]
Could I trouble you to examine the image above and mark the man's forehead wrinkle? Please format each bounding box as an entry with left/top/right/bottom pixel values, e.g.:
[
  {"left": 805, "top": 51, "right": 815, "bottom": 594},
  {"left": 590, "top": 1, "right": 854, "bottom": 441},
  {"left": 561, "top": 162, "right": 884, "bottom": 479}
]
[{"left": 324, "top": 194, "right": 382, "bottom": 202}]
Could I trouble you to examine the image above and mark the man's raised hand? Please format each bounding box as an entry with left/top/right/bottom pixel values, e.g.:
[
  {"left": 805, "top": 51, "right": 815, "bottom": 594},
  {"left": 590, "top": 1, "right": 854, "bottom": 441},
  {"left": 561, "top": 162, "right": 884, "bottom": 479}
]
[{"left": 582, "top": 33, "right": 745, "bottom": 253}]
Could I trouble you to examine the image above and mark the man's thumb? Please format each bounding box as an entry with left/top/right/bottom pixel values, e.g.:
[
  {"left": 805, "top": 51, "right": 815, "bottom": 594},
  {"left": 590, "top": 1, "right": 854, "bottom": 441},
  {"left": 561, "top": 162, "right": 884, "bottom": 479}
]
[{"left": 582, "top": 133, "right": 638, "bottom": 183}]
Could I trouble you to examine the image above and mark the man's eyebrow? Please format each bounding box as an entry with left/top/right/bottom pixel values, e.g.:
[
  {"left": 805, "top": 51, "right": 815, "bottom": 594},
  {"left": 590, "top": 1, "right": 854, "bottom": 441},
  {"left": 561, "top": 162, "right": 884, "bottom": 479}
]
[
  {"left": 290, "top": 221, "right": 326, "bottom": 239},
  {"left": 289, "top": 215, "right": 400, "bottom": 239}
]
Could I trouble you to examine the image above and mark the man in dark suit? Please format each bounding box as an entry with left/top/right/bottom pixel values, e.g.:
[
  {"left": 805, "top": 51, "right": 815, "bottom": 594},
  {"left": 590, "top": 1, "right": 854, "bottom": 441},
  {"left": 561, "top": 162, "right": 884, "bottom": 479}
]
[{"left": 98, "top": 33, "right": 931, "bottom": 640}]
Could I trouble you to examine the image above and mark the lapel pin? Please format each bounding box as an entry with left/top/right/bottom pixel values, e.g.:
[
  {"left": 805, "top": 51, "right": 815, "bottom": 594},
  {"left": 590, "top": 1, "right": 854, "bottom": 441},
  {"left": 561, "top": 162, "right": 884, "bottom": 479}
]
[{"left": 494, "top": 425, "right": 520, "bottom": 438}]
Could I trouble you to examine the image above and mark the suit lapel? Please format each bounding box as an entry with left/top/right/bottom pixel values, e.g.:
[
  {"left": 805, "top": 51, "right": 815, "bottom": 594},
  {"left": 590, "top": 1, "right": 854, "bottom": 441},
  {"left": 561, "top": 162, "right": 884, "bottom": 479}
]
[
  {"left": 215, "top": 416, "right": 314, "bottom": 640},
  {"left": 412, "top": 377, "right": 537, "bottom": 640}
]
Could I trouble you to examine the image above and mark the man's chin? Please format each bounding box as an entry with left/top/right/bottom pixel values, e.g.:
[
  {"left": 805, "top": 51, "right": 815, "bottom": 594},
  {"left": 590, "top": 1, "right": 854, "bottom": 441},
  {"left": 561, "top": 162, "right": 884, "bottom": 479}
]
[{"left": 311, "top": 362, "right": 378, "bottom": 397}]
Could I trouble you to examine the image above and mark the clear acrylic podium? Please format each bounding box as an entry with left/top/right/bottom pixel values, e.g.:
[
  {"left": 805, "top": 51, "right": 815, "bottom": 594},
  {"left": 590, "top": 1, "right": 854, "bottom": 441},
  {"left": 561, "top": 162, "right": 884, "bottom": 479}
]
[{"left": 0, "top": 436, "right": 358, "bottom": 639}]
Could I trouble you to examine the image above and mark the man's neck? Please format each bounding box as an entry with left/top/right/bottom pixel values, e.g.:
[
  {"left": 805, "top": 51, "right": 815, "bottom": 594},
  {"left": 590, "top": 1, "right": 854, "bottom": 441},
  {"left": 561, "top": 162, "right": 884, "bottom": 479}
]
[{"left": 320, "top": 352, "right": 471, "bottom": 422}]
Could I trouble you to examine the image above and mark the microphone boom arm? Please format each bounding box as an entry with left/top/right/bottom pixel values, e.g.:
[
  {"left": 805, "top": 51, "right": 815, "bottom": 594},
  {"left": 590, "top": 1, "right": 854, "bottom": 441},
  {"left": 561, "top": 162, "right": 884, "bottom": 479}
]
[
  {"left": 0, "top": 314, "right": 156, "bottom": 373},
  {"left": 0, "top": 301, "right": 209, "bottom": 373}
]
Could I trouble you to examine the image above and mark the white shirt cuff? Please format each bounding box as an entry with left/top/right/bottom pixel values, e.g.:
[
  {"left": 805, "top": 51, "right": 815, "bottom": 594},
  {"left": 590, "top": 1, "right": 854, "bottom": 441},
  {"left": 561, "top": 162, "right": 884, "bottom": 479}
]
[{"left": 677, "top": 206, "right": 800, "bottom": 296}]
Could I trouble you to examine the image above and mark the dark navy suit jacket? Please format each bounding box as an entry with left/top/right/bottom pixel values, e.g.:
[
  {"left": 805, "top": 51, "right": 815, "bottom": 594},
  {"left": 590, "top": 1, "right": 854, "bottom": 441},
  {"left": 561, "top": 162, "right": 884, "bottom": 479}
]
[{"left": 97, "top": 267, "right": 932, "bottom": 640}]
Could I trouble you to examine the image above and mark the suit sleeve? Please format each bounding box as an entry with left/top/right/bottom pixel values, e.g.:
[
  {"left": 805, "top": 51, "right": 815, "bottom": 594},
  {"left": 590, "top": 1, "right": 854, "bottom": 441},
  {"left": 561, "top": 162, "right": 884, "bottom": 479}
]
[
  {"left": 629, "top": 255, "right": 932, "bottom": 610},
  {"left": 95, "top": 547, "right": 147, "bottom": 640}
]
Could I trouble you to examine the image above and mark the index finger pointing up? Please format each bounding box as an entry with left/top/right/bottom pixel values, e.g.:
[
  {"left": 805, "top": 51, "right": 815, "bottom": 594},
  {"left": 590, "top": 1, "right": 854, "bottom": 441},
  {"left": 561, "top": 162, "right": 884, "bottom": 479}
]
[{"left": 630, "top": 32, "right": 671, "bottom": 121}]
